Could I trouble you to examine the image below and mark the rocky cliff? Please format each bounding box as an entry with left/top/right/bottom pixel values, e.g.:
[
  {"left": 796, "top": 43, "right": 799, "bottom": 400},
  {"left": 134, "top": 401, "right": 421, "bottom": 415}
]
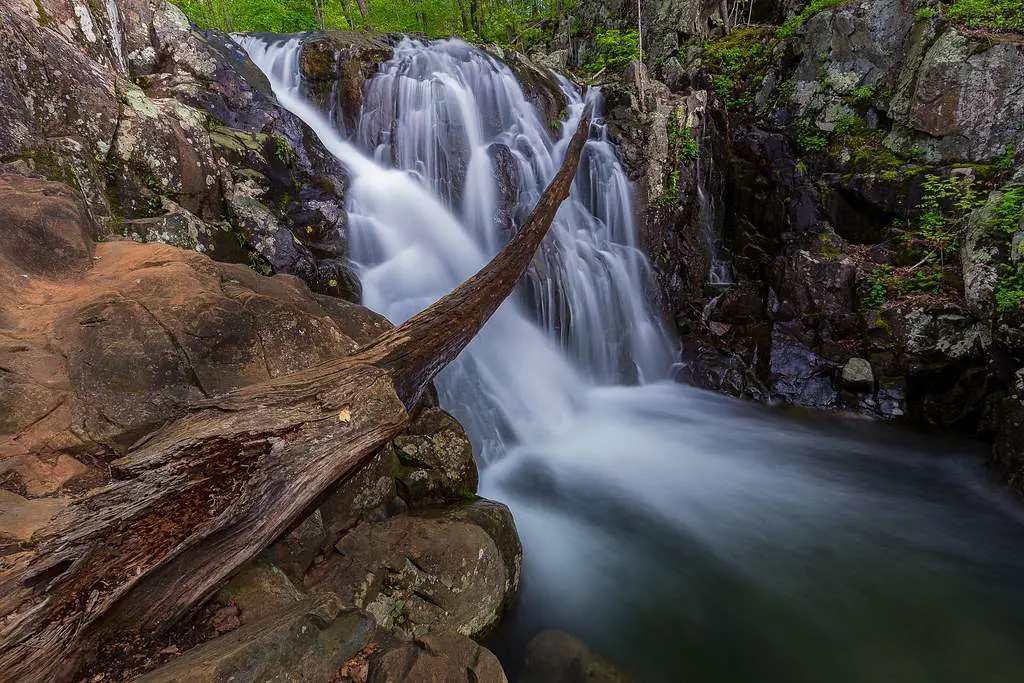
[{"left": 534, "top": 0, "right": 1024, "bottom": 489}]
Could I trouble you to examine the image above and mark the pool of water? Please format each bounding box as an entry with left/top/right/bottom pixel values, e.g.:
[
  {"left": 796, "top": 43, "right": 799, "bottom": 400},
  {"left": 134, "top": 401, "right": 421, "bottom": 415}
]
[{"left": 483, "top": 382, "right": 1024, "bottom": 683}]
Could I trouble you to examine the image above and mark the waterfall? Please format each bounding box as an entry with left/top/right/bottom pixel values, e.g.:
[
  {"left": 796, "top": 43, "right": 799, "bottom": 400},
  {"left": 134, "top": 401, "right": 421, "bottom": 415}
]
[
  {"left": 235, "top": 34, "right": 1024, "bottom": 682},
  {"left": 237, "top": 35, "right": 674, "bottom": 462}
]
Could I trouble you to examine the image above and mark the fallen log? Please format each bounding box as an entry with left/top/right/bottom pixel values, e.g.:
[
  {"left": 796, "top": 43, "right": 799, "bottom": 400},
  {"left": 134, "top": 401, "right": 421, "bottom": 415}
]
[{"left": 0, "top": 107, "right": 593, "bottom": 682}]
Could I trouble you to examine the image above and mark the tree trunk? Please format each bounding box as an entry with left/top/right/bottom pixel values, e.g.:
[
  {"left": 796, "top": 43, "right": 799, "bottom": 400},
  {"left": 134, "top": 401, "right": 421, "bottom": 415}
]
[{"left": 0, "top": 107, "right": 593, "bottom": 683}]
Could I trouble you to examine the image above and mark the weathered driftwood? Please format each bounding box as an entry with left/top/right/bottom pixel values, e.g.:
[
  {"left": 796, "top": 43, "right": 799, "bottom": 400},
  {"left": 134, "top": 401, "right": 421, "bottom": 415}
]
[{"left": 0, "top": 108, "right": 593, "bottom": 682}]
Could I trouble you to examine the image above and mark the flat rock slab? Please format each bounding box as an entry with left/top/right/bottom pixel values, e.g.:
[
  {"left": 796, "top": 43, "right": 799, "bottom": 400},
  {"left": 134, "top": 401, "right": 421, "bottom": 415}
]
[{"left": 138, "top": 593, "right": 374, "bottom": 683}]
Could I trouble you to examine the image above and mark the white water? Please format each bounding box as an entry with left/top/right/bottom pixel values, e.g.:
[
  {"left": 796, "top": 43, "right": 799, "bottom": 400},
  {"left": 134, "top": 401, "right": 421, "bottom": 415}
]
[
  {"left": 238, "top": 35, "right": 1024, "bottom": 683},
  {"left": 237, "top": 35, "right": 674, "bottom": 463}
]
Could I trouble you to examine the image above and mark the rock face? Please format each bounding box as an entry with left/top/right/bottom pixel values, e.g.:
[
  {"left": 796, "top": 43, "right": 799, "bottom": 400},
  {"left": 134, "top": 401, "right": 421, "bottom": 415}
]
[
  {"left": 0, "top": 0, "right": 398, "bottom": 302},
  {"left": 522, "top": 0, "right": 1023, "bottom": 488}
]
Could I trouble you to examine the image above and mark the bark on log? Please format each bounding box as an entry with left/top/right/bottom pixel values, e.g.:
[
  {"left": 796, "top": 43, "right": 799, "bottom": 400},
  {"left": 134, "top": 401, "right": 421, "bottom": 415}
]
[{"left": 0, "top": 106, "right": 592, "bottom": 683}]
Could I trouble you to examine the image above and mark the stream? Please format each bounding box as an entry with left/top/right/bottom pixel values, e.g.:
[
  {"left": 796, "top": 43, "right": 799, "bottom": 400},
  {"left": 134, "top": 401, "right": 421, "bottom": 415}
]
[{"left": 239, "top": 35, "right": 1024, "bottom": 682}]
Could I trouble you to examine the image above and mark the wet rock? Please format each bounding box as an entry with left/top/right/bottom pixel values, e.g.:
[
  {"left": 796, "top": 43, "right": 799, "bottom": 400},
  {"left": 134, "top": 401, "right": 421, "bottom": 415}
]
[
  {"left": 390, "top": 406, "right": 478, "bottom": 507},
  {"left": 137, "top": 593, "right": 374, "bottom": 683},
  {"left": 368, "top": 633, "right": 508, "bottom": 683},
  {"left": 300, "top": 31, "right": 395, "bottom": 132},
  {"left": 307, "top": 499, "right": 521, "bottom": 639},
  {"left": 769, "top": 324, "right": 837, "bottom": 410},
  {"left": 876, "top": 376, "right": 907, "bottom": 420},
  {"left": 841, "top": 357, "right": 874, "bottom": 392},
  {"left": 993, "top": 397, "right": 1024, "bottom": 495},
  {"left": 489, "top": 143, "right": 521, "bottom": 240},
  {"left": 520, "top": 630, "right": 632, "bottom": 683}
]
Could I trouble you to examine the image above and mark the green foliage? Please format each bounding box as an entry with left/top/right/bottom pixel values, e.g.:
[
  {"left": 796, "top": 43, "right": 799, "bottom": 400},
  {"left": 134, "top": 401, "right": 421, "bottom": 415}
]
[
  {"left": 943, "top": 0, "right": 1024, "bottom": 31},
  {"left": 864, "top": 265, "right": 894, "bottom": 307},
  {"left": 915, "top": 5, "right": 938, "bottom": 20},
  {"left": 845, "top": 84, "right": 875, "bottom": 106},
  {"left": 776, "top": 0, "right": 849, "bottom": 38},
  {"left": 171, "top": 0, "right": 577, "bottom": 47},
  {"left": 860, "top": 175, "right": 988, "bottom": 308},
  {"left": 582, "top": 29, "right": 640, "bottom": 73},
  {"left": 832, "top": 113, "right": 863, "bottom": 135},
  {"left": 701, "top": 27, "right": 773, "bottom": 111},
  {"left": 989, "top": 187, "right": 1024, "bottom": 234},
  {"left": 996, "top": 261, "right": 1024, "bottom": 312},
  {"left": 172, "top": 0, "right": 323, "bottom": 32},
  {"left": 796, "top": 123, "right": 829, "bottom": 153},
  {"left": 273, "top": 135, "right": 292, "bottom": 164},
  {"left": 904, "top": 173, "right": 981, "bottom": 258},
  {"left": 995, "top": 143, "right": 1017, "bottom": 174}
]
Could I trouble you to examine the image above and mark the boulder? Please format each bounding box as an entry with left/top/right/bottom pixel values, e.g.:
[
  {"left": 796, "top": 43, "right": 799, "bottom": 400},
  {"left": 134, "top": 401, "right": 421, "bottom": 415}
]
[
  {"left": 520, "top": 630, "right": 632, "bottom": 683},
  {"left": 306, "top": 499, "right": 522, "bottom": 639},
  {"left": 368, "top": 633, "right": 508, "bottom": 683},
  {"left": 389, "top": 406, "right": 478, "bottom": 507},
  {"left": 0, "top": 177, "right": 390, "bottom": 480},
  {"left": 841, "top": 357, "right": 874, "bottom": 392}
]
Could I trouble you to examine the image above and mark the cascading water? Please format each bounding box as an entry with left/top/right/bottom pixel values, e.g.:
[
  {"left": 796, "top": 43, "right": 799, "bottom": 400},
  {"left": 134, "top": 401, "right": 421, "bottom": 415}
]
[
  {"left": 238, "top": 34, "right": 674, "bottom": 463},
  {"left": 239, "top": 34, "right": 1024, "bottom": 683}
]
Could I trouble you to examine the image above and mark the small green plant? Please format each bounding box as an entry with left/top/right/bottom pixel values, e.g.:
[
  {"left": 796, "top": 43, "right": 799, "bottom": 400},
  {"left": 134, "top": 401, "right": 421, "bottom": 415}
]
[
  {"left": 582, "top": 29, "right": 640, "bottom": 74},
  {"left": 273, "top": 135, "right": 292, "bottom": 165},
  {"left": 915, "top": 6, "right": 938, "bottom": 20},
  {"left": 833, "top": 114, "right": 863, "bottom": 135},
  {"left": 846, "top": 85, "right": 876, "bottom": 106},
  {"left": 996, "top": 259, "right": 1024, "bottom": 312},
  {"left": 995, "top": 143, "right": 1017, "bottom": 174},
  {"left": 989, "top": 187, "right": 1024, "bottom": 234},
  {"left": 700, "top": 26, "right": 773, "bottom": 111},
  {"left": 777, "top": 0, "right": 849, "bottom": 38},
  {"left": 864, "top": 265, "right": 894, "bottom": 307},
  {"left": 796, "top": 124, "right": 829, "bottom": 153}
]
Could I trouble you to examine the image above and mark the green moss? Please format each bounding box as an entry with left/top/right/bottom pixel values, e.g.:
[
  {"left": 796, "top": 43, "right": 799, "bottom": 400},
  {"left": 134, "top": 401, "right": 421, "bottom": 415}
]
[
  {"left": 20, "top": 150, "right": 77, "bottom": 187},
  {"left": 701, "top": 26, "right": 774, "bottom": 112},
  {"left": 819, "top": 232, "right": 843, "bottom": 260},
  {"left": 943, "top": 0, "right": 1024, "bottom": 31},
  {"left": 33, "top": 0, "right": 53, "bottom": 26},
  {"left": 915, "top": 5, "right": 939, "bottom": 20},
  {"left": 777, "top": 0, "right": 850, "bottom": 39}
]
